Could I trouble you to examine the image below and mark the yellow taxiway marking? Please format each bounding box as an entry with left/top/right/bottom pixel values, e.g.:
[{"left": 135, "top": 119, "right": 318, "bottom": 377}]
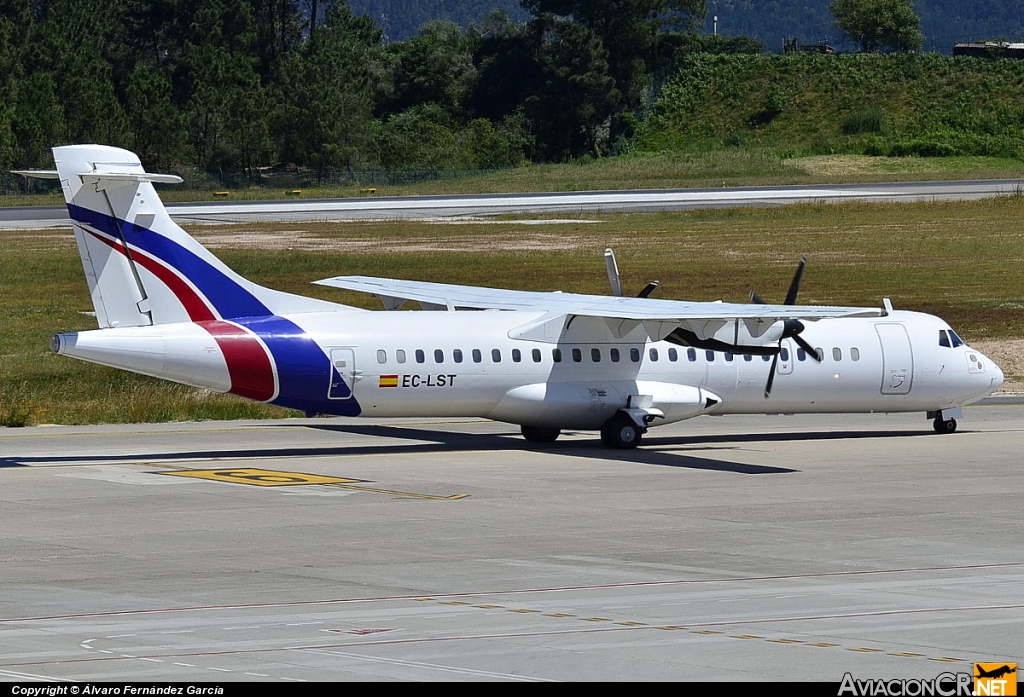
[
  {"left": 323, "top": 482, "right": 467, "bottom": 500},
  {"left": 161, "top": 468, "right": 360, "bottom": 486},
  {"left": 157, "top": 467, "right": 466, "bottom": 499},
  {"left": 414, "top": 598, "right": 984, "bottom": 665}
]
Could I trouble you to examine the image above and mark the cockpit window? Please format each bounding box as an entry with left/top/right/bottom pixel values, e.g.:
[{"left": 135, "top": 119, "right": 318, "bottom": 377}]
[
  {"left": 939, "top": 330, "right": 950, "bottom": 348},
  {"left": 949, "top": 330, "right": 965, "bottom": 348}
]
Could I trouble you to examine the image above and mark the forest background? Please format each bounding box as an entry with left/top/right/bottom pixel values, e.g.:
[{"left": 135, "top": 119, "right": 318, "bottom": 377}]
[{"left": 1, "top": 0, "right": 1023, "bottom": 181}]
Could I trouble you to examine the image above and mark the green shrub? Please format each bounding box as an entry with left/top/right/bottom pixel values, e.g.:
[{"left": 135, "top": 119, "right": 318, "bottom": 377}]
[{"left": 841, "top": 108, "right": 885, "bottom": 135}]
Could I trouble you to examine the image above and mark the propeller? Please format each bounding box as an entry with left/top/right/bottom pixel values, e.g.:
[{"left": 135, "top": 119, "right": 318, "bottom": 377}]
[
  {"left": 605, "top": 248, "right": 660, "bottom": 298},
  {"left": 750, "top": 257, "right": 821, "bottom": 398}
]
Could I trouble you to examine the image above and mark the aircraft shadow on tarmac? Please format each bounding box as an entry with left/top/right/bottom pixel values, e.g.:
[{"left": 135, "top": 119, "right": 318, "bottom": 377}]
[{"left": 0, "top": 424, "right": 931, "bottom": 475}]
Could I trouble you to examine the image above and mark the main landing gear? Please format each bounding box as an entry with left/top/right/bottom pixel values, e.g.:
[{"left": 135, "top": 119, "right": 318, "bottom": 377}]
[
  {"left": 520, "top": 413, "right": 646, "bottom": 449},
  {"left": 600, "top": 413, "right": 644, "bottom": 449},
  {"left": 521, "top": 425, "right": 561, "bottom": 443}
]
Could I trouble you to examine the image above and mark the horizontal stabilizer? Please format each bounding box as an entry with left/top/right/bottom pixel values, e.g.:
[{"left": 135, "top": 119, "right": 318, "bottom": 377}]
[
  {"left": 80, "top": 171, "right": 183, "bottom": 185},
  {"left": 10, "top": 170, "right": 59, "bottom": 179}
]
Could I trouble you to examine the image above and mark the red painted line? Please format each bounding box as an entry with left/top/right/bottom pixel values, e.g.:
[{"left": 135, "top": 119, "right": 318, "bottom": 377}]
[
  {"left": 80, "top": 227, "right": 276, "bottom": 402},
  {"left": 83, "top": 228, "right": 215, "bottom": 322},
  {"left": 197, "top": 320, "right": 276, "bottom": 402}
]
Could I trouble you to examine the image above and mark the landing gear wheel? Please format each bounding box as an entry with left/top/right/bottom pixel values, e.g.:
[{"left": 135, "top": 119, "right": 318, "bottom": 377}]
[
  {"left": 933, "top": 417, "right": 957, "bottom": 434},
  {"left": 521, "top": 425, "right": 561, "bottom": 443},
  {"left": 600, "top": 413, "right": 643, "bottom": 449}
]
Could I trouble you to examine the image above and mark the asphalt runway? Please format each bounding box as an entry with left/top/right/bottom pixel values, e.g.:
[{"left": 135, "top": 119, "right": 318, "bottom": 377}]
[
  {"left": 2, "top": 405, "right": 1021, "bottom": 682},
  {"left": 1, "top": 179, "right": 1021, "bottom": 228}
]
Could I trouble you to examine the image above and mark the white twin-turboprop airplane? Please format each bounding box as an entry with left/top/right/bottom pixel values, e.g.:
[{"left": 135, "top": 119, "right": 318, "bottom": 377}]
[{"left": 18, "top": 145, "right": 1003, "bottom": 447}]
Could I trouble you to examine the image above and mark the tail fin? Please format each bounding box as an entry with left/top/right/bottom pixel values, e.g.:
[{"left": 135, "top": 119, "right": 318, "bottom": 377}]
[{"left": 53, "top": 144, "right": 347, "bottom": 328}]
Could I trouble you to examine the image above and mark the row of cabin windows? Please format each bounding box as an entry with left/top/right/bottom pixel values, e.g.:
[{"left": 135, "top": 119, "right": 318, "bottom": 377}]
[
  {"left": 376, "top": 346, "right": 863, "bottom": 365},
  {"left": 789, "top": 346, "right": 861, "bottom": 362}
]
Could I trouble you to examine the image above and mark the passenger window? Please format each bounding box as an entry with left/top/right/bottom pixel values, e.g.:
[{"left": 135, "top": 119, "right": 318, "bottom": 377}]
[
  {"left": 706, "top": 350, "right": 715, "bottom": 362},
  {"left": 610, "top": 348, "right": 620, "bottom": 362},
  {"left": 512, "top": 348, "right": 521, "bottom": 363},
  {"left": 572, "top": 348, "right": 582, "bottom": 363},
  {"left": 850, "top": 347, "right": 860, "bottom": 361},
  {"left": 472, "top": 349, "right": 482, "bottom": 363},
  {"left": 630, "top": 348, "right": 641, "bottom": 363},
  {"left": 939, "top": 330, "right": 951, "bottom": 348},
  {"left": 833, "top": 347, "right": 842, "bottom": 361},
  {"left": 434, "top": 349, "right": 444, "bottom": 363},
  {"left": 797, "top": 348, "right": 806, "bottom": 361},
  {"left": 724, "top": 352, "right": 734, "bottom": 362},
  {"left": 762, "top": 354, "right": 771, "bottom": 362},
  {"left": 743, "top": 354, "right": 752, "bottom": 362},
  {"left": 780, "top": 347, "right": 789, "bottom": 361},
  {"left": 376, "top": 349, "right": 387, "bottom": 364},
  {"left": 532, "top": 348, "right": 542, "bottom": 363},
  {"left": 815, "top": 348, "right": 824, "bottom": 362},
  {"left": 552, "top": 348, "right": 562, "bottom": 363},
  {"left": 591, "top": 348, "right": 601, "bottom": 362},
  {"left": 415, "top": 349, "right": 425, "bottom": 364},
  {"left": 649, "top": 348, "right": 659, "bottom": 362},
  {"left": 491, "top": 349, "right": 501, "bottom": 363},
  {"left": 668, "top": 348, "right": 678, "bottom": 362},
  {"left": 453, "top": 349, "right": 463, "bottom": 363},
  {"left": 687, "top": 348, "right": 697, "bottom": 362},
  {"left": 396, "top": 349, "right": 406, "bottom": 364}
]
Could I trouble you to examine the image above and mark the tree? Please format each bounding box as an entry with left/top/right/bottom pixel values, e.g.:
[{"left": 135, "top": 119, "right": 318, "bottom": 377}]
[
  {"left": 829, "top": 0, "right": 924, "bottom": 53},
  {"left": 520, "top": 0, "right": 706, "bottom": 106},
  {"left": 274, "top": 4, "right": 383, "bottom": 170},
  {"left": 524, "top": 18, "right": 621, "bottom": 160}
]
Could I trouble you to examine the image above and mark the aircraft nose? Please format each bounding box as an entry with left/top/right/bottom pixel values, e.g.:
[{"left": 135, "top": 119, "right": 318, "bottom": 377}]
[
  {"left": 974, "top": 349, "right": 1004, "bottom": 394},
  {"left": 990, "top": 358, "right": 1005, "bottom": 391}
]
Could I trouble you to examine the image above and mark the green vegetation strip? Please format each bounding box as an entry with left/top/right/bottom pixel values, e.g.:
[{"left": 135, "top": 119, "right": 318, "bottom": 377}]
[{"left": 2, "top": 196, "right": 1022, "bottom": 426}]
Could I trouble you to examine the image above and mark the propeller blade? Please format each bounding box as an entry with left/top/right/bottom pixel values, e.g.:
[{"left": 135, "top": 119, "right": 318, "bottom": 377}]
[
  {"left": 604, "top": 248, "right": 623, "bottom": 297},
  {"left": 764, "top": 351, "right": 779, "bottom": 399},
  {"left": 793, "top": 334, "right": 820, "bottom": 361},
  {"left": 749, "top": 290, "right": 766, "bottom": 304},
  {"left": 784, "top": 257, "right": 807, "bottom": 306},
  {"left": 637, "top": 281, "right": 659, "bottom": 299}
]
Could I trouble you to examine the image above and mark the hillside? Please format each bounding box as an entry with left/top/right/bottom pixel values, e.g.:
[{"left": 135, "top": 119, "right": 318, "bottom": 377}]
[
  {"left": 346, "top": 0, "right": 529, "bottom": 41},
  {"left": 637, "top": 52, "right": 1024, "bottom": 158},
  {"left": 345, "top": 1, "right": 1024, "bottom": 53},
  {"left": 705, "top": 0, "right": 1024, "bottom": 54}
]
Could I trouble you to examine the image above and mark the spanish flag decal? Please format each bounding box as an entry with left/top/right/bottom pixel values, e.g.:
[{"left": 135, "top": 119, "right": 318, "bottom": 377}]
[{"left": 379, "top": 375, "right": 399, "bottom": 388}]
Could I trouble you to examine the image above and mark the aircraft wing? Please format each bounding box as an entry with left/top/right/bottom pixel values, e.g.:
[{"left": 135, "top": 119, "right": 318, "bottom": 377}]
[{"left": 314, "top": 276, "right": 882, "bottom": 322}]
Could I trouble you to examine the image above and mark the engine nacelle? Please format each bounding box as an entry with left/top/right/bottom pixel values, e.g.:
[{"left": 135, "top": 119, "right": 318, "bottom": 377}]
[{"left": 490, "top": 380, "right": 721, "bottom": 430}]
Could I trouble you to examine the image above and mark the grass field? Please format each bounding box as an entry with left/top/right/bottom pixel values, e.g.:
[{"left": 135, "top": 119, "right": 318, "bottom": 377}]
[{"left": 2, "top": 195, "right": 1023, "bottom": 426}]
